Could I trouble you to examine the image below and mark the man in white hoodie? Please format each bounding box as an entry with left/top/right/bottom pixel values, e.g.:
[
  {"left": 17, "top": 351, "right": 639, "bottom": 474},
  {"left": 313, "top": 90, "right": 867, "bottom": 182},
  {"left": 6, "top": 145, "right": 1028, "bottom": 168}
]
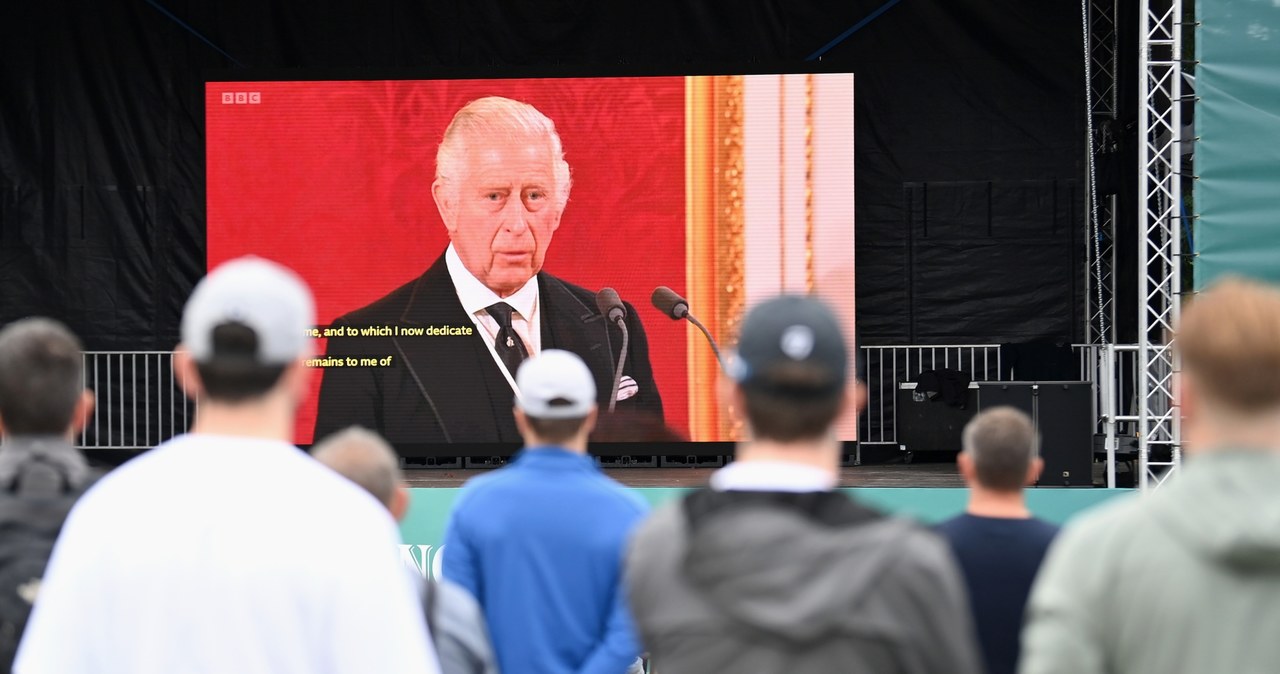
[{"left": 1021, "top": 277, "right": 1280, "bottom": 674}]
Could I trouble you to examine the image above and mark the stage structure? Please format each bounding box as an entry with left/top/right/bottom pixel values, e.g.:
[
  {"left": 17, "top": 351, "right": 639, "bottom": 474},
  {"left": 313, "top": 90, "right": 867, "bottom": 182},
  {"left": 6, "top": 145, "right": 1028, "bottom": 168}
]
[
  {"left": 42, "top": 2, "right": 1181, "bottom": 489},
  {"left": 1086, "top": 0, "right": 1186, "bottom": 490}
]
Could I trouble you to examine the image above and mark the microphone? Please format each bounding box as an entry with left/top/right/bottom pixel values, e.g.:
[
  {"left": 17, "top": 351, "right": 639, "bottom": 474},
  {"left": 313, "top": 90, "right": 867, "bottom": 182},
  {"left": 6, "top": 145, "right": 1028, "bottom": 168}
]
[
  {"left": 651, "top": 286, "right": 689, "bottom": 320},
  {"left": 595, "top": 287, "right": 626, "bottom": 324},
  {"left": 650, "top": 286, "right": 724, "bottom": 369},
  {"left": 595, "top": 288, "right": 630, "bottom": 413}
]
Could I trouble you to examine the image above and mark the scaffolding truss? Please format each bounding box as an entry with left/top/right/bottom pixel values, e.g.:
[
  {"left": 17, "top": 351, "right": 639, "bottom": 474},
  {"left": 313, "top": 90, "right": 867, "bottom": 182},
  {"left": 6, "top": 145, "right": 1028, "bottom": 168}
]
[
  {"left": 1085, "top": 0, "right": 1117, "bottom": 349},
  {"left": 1135, "top": 0, "right": 1183, "bottom": 489},
  {"left": 1087, "top": 0, "right": 1184, "bottom": 489}
]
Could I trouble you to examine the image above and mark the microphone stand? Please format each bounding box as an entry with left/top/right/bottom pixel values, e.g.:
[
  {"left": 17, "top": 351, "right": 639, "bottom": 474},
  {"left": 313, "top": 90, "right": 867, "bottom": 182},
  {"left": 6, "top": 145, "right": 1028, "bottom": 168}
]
[
  {"left": 609, "top": 318, "right": 629, "bottom": 413},
  {"left": 684, "top": 313, "right": 724, "bottom": 371}
]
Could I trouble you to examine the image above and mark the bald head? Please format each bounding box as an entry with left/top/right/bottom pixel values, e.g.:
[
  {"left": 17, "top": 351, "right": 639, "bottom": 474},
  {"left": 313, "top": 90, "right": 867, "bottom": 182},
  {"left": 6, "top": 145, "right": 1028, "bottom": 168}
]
[{"left": 312, "top": 427, "right": 402, "bottom": 511}]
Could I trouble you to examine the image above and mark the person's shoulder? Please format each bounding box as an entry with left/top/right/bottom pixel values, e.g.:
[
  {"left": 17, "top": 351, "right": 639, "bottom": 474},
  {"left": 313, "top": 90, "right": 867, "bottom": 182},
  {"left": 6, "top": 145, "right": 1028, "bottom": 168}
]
[
  {"left": 626, "top": 500, "right": 685, "bottom": 581},
  {"left": 932, "top": 513, "right": 969, "bottom": 537},
  {"left": 79, "top": 436, "right": 187, "bottom": 489},
  {"left": 50, "top": 436, "right": 191, "bottom": 526},
  {"left": 434, "top": 578, "right": 483, "bottom": 622},
  {"left": 1027, "top": 515, "right": 1063, "bottom": 539},
  {"left": 449, "top": 464, "right": 522, "bottom": 512},
  {"left": 590, "top": 472, "right": 650, "bottom": 517},
  {"left": 874, "top": 517, "right": 959, "bottom": 578},
  {"left": 634, "top": 499, "right": 682, "bottom": 541},
  {"left": 538, "top": 270, "right": 595, "bottom": 303},
  {"left": 296, "top": 470, "right": 403, "bottom": 545},
  {"left": 335, "top": 254, "right": 447, "bottom": 326}
]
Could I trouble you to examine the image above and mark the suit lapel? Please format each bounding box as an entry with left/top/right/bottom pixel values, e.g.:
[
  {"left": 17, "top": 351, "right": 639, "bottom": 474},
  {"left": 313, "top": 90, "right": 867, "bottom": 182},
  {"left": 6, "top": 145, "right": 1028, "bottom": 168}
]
[
  {"left": 539, "top": 273, "right": 616, "bottom": 408},
  {"left": 397, "top": 254, "right": 520, "bottom": 442}
]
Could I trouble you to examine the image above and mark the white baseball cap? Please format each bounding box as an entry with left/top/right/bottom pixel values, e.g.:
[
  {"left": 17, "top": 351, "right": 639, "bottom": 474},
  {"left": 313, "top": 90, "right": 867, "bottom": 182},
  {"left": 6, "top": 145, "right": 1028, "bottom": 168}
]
[
  {"left": 181, "top": 256, "right": 315, "bottom": 365},
  {"left": 515, "top": 349, "right": 597, "bottom": 419}
]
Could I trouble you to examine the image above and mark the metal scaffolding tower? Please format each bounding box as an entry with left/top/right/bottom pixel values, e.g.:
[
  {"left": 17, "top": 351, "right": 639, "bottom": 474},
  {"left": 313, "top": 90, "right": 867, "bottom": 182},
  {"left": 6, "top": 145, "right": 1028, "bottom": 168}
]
[
  {"left": 1085, "top": 0, "right": 1117, "bottom": 350},
  {"left": 1087, "top": 0, "right": 1185, "bottom": 489},
  {"left": 1135, "top": 0, "right": 1183, "bottom": 489}
]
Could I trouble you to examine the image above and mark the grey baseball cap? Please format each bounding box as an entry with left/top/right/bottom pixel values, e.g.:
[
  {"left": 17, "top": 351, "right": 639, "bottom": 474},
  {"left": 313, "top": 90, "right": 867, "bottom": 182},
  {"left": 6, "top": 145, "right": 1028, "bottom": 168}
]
[{"left": 181, "top": 256, "right": 315, "bottom": 365}]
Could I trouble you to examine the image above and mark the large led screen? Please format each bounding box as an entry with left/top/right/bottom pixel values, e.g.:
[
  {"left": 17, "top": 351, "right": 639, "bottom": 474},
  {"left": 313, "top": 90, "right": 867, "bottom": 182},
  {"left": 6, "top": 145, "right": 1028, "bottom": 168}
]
[{"left": 206, "top": 74, "right": 855, "bottom": 451}]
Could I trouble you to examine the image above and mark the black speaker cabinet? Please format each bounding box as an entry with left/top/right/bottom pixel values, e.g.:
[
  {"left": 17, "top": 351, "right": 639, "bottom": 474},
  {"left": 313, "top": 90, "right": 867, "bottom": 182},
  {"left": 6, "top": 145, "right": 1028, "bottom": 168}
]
[
  {"left": 977, "top": 382, "right": 1094, "bottom": 487},
  {"left": 895, "top": 384, "right": 977, "bottom": 453}
]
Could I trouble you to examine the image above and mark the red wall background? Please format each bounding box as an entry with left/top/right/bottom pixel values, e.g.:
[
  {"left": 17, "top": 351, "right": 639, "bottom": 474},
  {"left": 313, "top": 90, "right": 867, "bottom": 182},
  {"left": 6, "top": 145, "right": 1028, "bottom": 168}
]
[{"left": 206, "top": 77, "right": 688, "bottom": 444}]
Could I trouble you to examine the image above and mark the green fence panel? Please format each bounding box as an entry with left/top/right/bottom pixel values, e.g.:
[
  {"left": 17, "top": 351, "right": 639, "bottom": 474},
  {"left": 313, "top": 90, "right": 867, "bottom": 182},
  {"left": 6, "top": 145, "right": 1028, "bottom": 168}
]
[
  {"left": 1195, "top": 0, "right": 1280, "bottom": 288},
  {"left": 400, "top": 486, "right": 1125, "bottom": 549}
]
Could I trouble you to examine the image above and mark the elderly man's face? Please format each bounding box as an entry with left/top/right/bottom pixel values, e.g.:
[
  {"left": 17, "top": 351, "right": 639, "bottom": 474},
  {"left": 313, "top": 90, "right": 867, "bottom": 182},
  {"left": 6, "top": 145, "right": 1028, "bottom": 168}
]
[{"left": 435, "top": 135, "right": 563, "bottom": 297}]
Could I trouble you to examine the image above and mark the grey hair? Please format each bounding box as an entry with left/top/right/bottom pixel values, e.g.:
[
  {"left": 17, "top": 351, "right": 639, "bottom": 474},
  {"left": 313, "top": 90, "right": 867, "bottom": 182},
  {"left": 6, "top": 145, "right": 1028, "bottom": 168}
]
[
  {"left": 312, "top": 426, "right": 402, "bottom": 509},
  {"left": 961, "top": 406, "right": 1039, "bottom": 491},
  {"left": 434, "top": 96, "right": 572, "bottom": 209}
]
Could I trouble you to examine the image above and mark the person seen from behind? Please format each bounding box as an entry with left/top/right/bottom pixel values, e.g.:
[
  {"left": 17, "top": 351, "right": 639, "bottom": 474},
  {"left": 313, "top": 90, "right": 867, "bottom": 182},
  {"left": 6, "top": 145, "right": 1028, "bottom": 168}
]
[
  {"left": 0, "top": 318, "right": 98, "bottom": 671},
  {"left": 15, "top": 257, "right": 439, "bottom": 673},
  {"left": 625, "top": 295, "right": 982, "bottom": 674},
  {"left": 441, "top": 349, "right": 648, "bottom": 674},
  {"left": 1021, "top": 277, "right": 1280, "bottom": 673},
  {"left": 313, "top": 426, "right": 498, "bottom": 674},
  {"left": 935, "top": 406, "right": 1058, "bottom": 674}
]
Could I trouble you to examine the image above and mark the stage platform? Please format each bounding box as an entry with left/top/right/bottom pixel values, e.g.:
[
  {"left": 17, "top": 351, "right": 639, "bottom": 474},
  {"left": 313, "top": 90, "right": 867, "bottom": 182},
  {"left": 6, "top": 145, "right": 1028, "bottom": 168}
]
[{"left": 404, "top": 463, "right": 964, "bottom": 489}]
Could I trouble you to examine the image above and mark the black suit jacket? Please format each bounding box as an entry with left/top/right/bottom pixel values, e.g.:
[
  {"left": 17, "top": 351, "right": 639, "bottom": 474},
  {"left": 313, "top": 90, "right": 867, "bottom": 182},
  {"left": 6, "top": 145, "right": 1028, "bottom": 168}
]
[{"left": 313, "top": 253, "right": 663, "bottom": 450}]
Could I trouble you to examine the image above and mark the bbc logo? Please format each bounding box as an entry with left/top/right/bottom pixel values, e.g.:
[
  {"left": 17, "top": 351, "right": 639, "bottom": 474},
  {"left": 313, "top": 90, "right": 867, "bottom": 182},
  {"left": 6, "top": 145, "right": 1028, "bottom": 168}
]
[{"left": 221, "top": 92, "right": 261, "bottom": 105}]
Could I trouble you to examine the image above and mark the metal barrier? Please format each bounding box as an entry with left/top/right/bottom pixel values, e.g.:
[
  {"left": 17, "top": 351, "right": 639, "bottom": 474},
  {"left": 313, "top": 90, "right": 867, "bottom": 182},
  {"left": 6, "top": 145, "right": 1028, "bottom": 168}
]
[
  {"left": 79, "top": 346, "right": 1148, "bottom": 485},
  {"left": 79, "top": 351, "right": 194, "bottom": 450},
  {"left": 859, "top": 343, "right": 1142, "bottom": 443},
  {"left": 858, "top": 345, "right": 1006, "bottom": 445}
]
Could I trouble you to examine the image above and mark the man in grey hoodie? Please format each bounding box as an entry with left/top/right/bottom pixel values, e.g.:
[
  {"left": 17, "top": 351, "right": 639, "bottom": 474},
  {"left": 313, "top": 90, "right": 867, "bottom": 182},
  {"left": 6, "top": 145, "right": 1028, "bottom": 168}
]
[
  {"left": 625, "top": 296, "right": 982, "bottom": 674},
  {"left": 1021, "top": 277, "right": 1280, "bottom": 674}
]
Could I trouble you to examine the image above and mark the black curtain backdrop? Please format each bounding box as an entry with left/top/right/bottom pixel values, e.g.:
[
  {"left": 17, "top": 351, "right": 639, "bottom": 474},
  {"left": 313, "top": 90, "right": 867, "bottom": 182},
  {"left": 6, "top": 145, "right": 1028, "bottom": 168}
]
[{"left": 1, "top": 0, "right": 1091, "bottom": 350}]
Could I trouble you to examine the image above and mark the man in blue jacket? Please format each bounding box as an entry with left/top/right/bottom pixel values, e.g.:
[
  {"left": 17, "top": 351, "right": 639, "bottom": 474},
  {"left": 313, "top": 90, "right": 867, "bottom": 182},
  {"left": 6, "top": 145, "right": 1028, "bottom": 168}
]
[{"left": 442, "top": 349, "right": 647, "bottom": 674}]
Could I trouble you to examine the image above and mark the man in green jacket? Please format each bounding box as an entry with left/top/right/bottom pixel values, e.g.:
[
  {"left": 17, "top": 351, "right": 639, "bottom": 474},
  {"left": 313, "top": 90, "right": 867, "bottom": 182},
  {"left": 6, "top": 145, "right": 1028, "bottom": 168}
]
[{"left": 1020, "top": 277, "right": 1280, "bottom": 674}]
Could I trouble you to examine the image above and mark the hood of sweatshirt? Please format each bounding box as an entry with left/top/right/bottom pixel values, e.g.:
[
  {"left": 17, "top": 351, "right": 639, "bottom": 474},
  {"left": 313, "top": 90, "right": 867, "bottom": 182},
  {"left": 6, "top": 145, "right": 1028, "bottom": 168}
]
[
  {"left": 1151, "top": 450, "right": 1280, "bottom": 572},
  {"left": 680, "top": 490, "right": 917, "bottom": 644}
]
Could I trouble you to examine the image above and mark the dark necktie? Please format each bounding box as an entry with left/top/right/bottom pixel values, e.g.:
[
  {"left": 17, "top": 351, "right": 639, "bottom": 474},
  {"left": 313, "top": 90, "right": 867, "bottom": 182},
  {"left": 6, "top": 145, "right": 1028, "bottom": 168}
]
[{"left": 485, "top": 302, "right": 528, "bottom": 377}]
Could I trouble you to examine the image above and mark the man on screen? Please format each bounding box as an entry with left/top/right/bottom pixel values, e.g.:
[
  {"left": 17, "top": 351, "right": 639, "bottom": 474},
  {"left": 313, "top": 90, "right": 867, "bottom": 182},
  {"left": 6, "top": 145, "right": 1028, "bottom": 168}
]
[{"left": 315, "top": 96, "right": 662, "bottom": 447}]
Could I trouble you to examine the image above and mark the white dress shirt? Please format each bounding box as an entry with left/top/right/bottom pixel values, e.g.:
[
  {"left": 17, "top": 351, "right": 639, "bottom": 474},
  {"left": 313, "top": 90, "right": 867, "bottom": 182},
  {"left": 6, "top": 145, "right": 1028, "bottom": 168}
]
[
  {"left": 445, "top": 244, "right": 541, "bottom": 359},
  {"left": 709, "top": 460, "right": 838, "bottom": 493}
]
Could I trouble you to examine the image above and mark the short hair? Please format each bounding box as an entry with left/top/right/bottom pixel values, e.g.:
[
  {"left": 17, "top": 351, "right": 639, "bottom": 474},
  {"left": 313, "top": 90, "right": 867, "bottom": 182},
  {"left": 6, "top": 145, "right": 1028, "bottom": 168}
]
[
  {"left": 311, "top": 427, "right": 401, "bottom": 508},
  {"left": 193, "top": 323, "right": 286, "bottom": 403},
  {"left": 962, "top": 407, "right": 1038, "bottom": 491},
  {"left": 741, "top": 362, "right": 844, "bottom": 443},
  {"left": 435, "top": 96, "right": 572, "bottom": 209},
  {"left": 0, "top": 318, "right": 85, "bottom": 436},
  {"left": 1178, "top": 277, "right": 1280, "bottom": 415},
  {"left": 524, "top": 413, "right": 590, "bottom": 446}
]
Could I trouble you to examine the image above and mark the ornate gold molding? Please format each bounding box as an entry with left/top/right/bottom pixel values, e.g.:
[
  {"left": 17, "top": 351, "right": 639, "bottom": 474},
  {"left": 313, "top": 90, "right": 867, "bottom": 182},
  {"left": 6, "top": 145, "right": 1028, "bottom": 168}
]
[{"left": 685, "top": 75, "right": 745, "bottom": 441}]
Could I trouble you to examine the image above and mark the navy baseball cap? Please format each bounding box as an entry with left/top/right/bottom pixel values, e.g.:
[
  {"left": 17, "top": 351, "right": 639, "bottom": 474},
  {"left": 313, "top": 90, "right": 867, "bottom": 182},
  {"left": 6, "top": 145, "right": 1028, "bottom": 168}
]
[{"left": 727, "top": 295, "right": 848, "bottom": 397}]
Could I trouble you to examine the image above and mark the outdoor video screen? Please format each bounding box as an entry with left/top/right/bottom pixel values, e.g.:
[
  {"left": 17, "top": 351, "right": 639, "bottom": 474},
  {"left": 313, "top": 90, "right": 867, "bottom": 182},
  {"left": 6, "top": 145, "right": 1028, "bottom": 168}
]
[{"left": 206, "top": 74, "right": 856, "bottom": 449}]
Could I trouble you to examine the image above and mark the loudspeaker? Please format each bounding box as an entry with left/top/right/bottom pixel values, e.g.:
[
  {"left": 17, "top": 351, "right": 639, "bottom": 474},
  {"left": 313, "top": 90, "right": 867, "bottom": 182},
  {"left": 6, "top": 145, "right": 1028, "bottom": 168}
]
[
  {"left": 895, "top": 385, "right": 977, "bottom": 453},
  {"left": 978, "top": 382, "right": 1094, "bottom": 487}
]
